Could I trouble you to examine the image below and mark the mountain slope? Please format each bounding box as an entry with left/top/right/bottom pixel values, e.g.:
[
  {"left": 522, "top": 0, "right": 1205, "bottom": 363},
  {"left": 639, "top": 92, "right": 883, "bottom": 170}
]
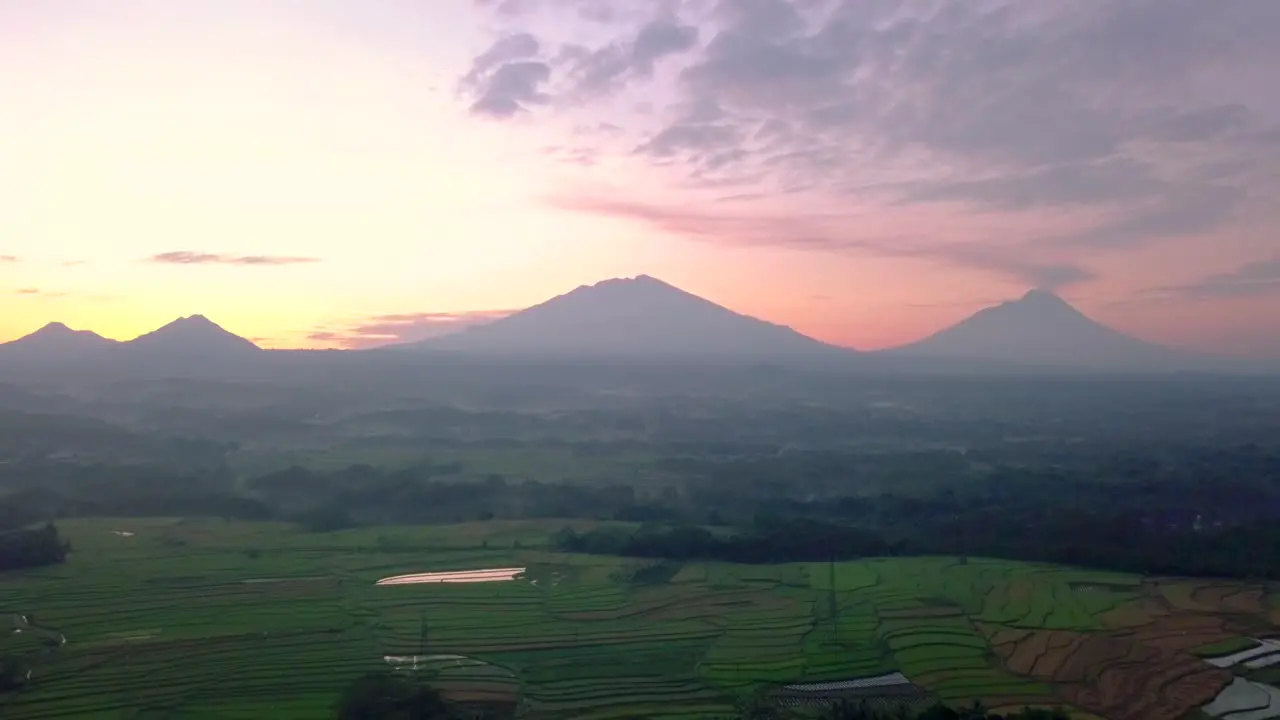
[
  {"left": 886, "top": 289, "right": 1221, "bottom": 371},
  {"left": 0, "top": 322, "right": 117, "bottom": 355},
  {"left": 123, "top": 315, "right": 261, "bottom": 356},
  {"left": 0, "top": 315, "right": 265, "bottom": 384},
  {"left": 412, "top": 275, "right": 854, "bottom": 362}
]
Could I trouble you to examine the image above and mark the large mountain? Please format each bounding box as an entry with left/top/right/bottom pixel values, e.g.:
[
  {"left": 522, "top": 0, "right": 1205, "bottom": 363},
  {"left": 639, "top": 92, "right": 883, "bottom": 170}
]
[
  {"left": 885, "top": 289, "right": 1227, "bottom": 372},
  {"left": 411, "top": 275, "right": 854, "bottom": 363}
]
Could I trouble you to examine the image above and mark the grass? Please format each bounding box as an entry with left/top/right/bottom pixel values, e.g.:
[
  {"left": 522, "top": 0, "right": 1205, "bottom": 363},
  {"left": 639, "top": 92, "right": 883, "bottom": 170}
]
[{"left": 1, "top": 518, "right": 1276, "bottom": 719}]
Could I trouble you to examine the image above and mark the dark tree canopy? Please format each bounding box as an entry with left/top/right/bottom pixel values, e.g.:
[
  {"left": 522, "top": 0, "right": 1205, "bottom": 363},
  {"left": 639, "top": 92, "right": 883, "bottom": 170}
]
[
  {"left": 333, "top": 672, "right": 455, "bottom": 720},
  {"left": 0, "top": 523, "right": 68, "bottom": 572}
]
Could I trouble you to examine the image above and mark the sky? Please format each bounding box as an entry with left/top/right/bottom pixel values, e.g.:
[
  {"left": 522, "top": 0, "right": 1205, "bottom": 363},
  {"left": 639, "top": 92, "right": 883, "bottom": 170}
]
[{"left": 2, "top": 0, "right": 1279, "bottom": 357}]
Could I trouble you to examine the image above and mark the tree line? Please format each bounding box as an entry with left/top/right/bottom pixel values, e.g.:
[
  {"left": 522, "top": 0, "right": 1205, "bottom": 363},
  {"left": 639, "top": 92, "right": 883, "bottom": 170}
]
[{"left": 4, "top": 442, "right": 1280, "bottom": 579}]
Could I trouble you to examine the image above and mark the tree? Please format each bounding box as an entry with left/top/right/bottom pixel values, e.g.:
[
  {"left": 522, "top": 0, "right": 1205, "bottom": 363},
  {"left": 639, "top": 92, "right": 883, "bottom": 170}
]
[
  {"left": 334, "top": 672, "right": 455, "bottom": 719},
  {"left": 0, "top": 655, "right": 29, "bottom": 692}
]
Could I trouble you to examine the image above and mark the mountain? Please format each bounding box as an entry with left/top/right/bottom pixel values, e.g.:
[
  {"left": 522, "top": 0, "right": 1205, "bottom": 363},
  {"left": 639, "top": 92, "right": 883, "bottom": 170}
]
[
  {"left": 123, "top": 315, "right": 261, "bottom": 356},
  {"left": 410, "top": 275, "right": 854, "bottom": 363},
  {"left": 885, "top": 289, "right": 1226, "bottom": 372},
  {"left": 0, "top": 322, "right": 117, "bottom": 357}
]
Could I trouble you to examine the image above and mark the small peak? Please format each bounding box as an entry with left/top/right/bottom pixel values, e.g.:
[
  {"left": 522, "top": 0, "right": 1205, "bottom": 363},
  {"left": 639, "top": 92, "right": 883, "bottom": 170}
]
[
  {"left": 38, "top": 321, "right": 72, "bottom": 333},
  {"left": 1012, "top": 288, "right": 1075, "bottom": 310},
  {"left": 1020, "top": 288, "right": 1060, "bottom": 302},
  {"left": 153, "top": 314, "right": 221, "bottom": 332},
  {"left": 592, "top": 274, "right": 666, "bottom": 286}
]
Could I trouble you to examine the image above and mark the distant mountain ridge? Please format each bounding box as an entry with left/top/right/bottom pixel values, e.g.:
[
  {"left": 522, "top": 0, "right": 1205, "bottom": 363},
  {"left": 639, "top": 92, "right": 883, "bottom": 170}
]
[
  {"left": 1, "top": 315, "right": 259, "bottom": 355},
  {"left": 883, "top": 288, "right": 1232, "bottom": 372},
  {"left": 410, "top": 275, "right": 854, "bottom": 362},
  {"left": 0, "top": 282, "right": 1265, "bottom": 377},
  {"left": 0, "top": 316, "right": 261, "bottom": 381}
]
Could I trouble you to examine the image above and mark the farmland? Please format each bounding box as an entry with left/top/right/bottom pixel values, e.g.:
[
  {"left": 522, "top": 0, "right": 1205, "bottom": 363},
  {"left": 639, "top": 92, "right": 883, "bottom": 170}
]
[{"left": 3, "top": 519, "right": 1280, "bottom": 719}]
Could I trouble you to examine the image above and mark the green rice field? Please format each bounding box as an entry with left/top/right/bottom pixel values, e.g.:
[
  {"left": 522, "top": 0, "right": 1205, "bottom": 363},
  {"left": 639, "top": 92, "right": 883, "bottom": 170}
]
[{"left": 2, "top": 518, "right": 1278, "bottom": 719}]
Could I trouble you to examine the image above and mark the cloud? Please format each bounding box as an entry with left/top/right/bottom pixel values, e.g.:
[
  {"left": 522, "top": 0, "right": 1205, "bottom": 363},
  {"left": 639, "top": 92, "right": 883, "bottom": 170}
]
[
  {"left": 473, "top": 0, "right": 657, "bottom": 24},
  {"left": 905, "top": 297, "right": 1016, "bottom": 310},
  {"left": 477, "top": 0, "right": 1280, "bottom": 260},
  {"left": 668, "top": 1, "right": 1278, "bottom": 194},
  {"left": 459, "top": 34, "right": 552, "bottom": 118},
  {"left": 1151, "top": 258, "right": 1280, "bottom": 301},
  {"left": 470, "top": 61, "right": 553, "bottom": 118},
  {"left": 551, "top": 194, "right": 1094, "bottom": 290},
  {"left": 10, "top": 287, "right": 71, "bottom": 298},
  {"left": 559, "top": 18, "right": 699, "bottom": 99},
  {"left": 464, "top": 32, "right": 542, "bottom": 82},
  {"left": 472, "top": 0, "right": 539, "bottom": 16},
  {"left": 1055, "top": 184, "right": 1244, "bottom": 250},
  {"left": 148, "top": 251, "right": 320, "bottom": 266},
  {"left": 462, "top": 6, "right": 700, "bottom": 116},
  {"left": 899, "top": 159, "right": 1166, "bottom": 211},
  {"left": 0, "top": 255, "right": 17, "bottom": 263},
  {"left": 310, "top": 309, "right": 519, "bottom": 349},
  {"left": 466, "top": 0, "right": 1280, "bottom": 322}
]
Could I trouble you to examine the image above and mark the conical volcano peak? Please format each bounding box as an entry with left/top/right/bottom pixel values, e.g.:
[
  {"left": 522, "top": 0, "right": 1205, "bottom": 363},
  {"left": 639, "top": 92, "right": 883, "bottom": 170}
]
[
  {"left": 890, "top": 286, "right": 1213, "bottom": 371},
  {"left": 1, "top": 322, "right": 115, "bottom": 353},
  {"left": 34, "top": 321, "right": 73, "bottom": 334},
  {"left": 994, "top": 288, "right": 1083, "bottom": 318},
  {"left": 150, "top": 315, "right": 231, "bottom": 335},
  {"left": 169, "top": 314, "right": 220, "bottom": 329},
  {"left": 1018, "top": 288, "right": 1070, "bottom": 305},
  {"left": 127, "top": 315, "right": 261, "bottom": 352},
  {"left": 590, "top": 274, "right": 674, "bottom": 290},
  {"left": 27, "top": 321, "right": 106, "bottom": 340}
]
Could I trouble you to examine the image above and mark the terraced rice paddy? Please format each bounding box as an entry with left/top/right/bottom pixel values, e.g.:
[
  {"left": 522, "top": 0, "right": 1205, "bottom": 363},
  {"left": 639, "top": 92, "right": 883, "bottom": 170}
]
[{"left": 1, "top": 518, "right": 1279, "bottom": 719}]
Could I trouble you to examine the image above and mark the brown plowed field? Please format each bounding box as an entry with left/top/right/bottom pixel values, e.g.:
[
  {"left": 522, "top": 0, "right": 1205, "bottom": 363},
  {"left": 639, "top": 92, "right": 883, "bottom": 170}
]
[
  {"left": 1157, "top": 581, "right": 1267, "bottom": 615},
  {"left": 986, "top": 626, "right": 1232, "bottom": 720},
  {"left": 1124, "top": 614, "right": 1241, "bottom": 652},
  {"left": 1100, "top": 597, "right": 1170, "bottom": 628}
]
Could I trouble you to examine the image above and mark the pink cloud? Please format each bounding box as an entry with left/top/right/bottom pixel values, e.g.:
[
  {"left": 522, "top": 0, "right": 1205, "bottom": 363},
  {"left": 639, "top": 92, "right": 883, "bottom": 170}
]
[
  {"left": 11, "top": 287, "right": 71, "bottom": 298},
  {"left": 149, "top": 251, "right": 320, "bottom": 266},
  {"left": 309, "top": 309, "right": 519, "bottom": 349}
]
